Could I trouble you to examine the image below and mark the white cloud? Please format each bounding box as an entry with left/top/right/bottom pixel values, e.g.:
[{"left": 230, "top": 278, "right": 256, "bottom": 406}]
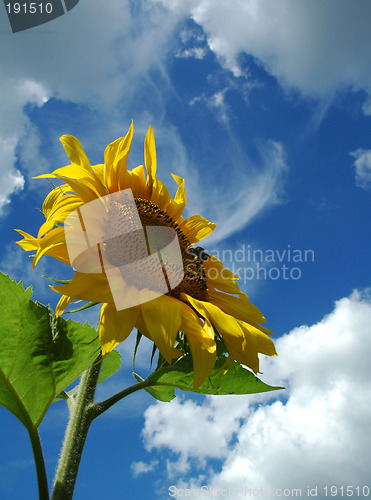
[
  {"left": 176, "top": 46, "right": 207, "bottom": 60},
  {"left": 140, "top": 289, "right": 371, "bottom": 493},
  {"left": 176, "top": 25, "right": 207, "bottom": 59},
  {"left": 154, "top": 0, "right": 371, "bottom": 103},
  {"left": 190, "top": 89, "right": 230, "bottom": 124},
  {"left": 0, "top": 137, "right": 24, "bottom": 213},
  {"left": 351, "top": 148, "right": 371, "bottom": 191},
  {"left": 16, "top": 80, "right": 50, "bottom": 107},
  {"left": 204, "top": 139, "right": 288, "bottom": 244},
  {"left": 0, "top": 77, "right": 50, "bottom": 212},
  {"left": 131, "top": 460, "right": 159, "bottom": 477}
]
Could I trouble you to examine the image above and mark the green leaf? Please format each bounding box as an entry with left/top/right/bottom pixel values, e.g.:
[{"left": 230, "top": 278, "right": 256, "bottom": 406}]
[
  {"left": 97, "top": 350, "right": 121, "bottom": 385},
  {"left": 54, "top": 350, "right": 122, "bottom": 403},
  {"left": 133, "top": 372, "right": 175, "bottom": 402},
  {"left": 0, "top": 273, "right": 101, "bottom": 429},
  {"left": 140, "top": 354, "right": 283, "bottom": 402},
  {"left": 132, "top": 330, "right": 142, "bottom": 372}
]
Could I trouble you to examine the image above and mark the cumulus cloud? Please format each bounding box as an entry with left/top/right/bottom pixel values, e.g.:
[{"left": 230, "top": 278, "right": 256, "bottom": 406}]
[
  {"left": 154, "top": 0, "right": 371, "bottom": 103},
  {"left": 0, "top": 78, "right": 50, "bottom": 212},
  {"left": 140, "top": 290, "right": 371, "bottom": 494},
  {"left": 351, "top": 149, "right": 371, "bottom": 191}
]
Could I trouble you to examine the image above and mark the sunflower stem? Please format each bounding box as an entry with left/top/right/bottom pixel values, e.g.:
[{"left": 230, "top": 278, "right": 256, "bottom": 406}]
[
  {"left": 51, "top": 357, "right": 102, "bottom": 500},
  {"left": 28, "top": 425, "right": 49, "bottom": 500},
  {"left": 91, "top": 378, "right": 154, "bottom": 418}
]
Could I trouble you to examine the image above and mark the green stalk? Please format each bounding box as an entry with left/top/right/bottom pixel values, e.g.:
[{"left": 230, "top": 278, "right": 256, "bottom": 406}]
[
  {"left": 50, "top": 356, "right": 163, "bottom": 498},
  {"left": 51, "top": 359, "right": 101, "bottom": 500},
  {"left": 28, "top": 426, "right": 49, "bottom": 500},
  {"left": 91, "top": 377, "right": 154, "bottom": 418}
]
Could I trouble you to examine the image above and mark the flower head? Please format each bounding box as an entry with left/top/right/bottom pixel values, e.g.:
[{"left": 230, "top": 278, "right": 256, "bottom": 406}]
[{"left": 16, "top": 123, "right": 277, "bottom": 388}]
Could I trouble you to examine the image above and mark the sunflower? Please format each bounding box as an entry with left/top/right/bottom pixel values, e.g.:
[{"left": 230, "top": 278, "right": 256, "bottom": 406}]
[{"left": 16, "top": 123, "right": 277, "bottom": 388}]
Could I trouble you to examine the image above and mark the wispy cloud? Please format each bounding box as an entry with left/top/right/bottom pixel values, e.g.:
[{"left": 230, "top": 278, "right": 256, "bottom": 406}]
[
  {"left": 176, "top": 23, "right": 207, "bottom": 60},
  {"left": 204, "top": 139, "right": 288, "bottom": 244},
  {"left": 350, "top": 148, "right": 371, "bottom": 191},
  {"left": 131, "top": 460, "right": 159, "bottom": 478}
]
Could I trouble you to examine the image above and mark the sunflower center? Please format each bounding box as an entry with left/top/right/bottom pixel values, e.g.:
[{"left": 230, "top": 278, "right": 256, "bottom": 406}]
[{"left": 102, "top": 198, "right": 208, "bottom": 301}]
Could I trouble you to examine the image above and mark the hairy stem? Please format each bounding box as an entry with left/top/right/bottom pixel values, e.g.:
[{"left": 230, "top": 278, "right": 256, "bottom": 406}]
[
  {"left": 28, "top": 426, "right": 49, "bottom": 500},
  {"left": 51, "top": 358, "right": 101, "bottom": 500},
  {"left": 91, "top": 377, "right": 152, "bottom": 419}
]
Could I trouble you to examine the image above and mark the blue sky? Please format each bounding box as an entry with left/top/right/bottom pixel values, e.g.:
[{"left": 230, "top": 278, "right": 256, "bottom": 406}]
[{"left": 1, "top": 1, "right": 371, "bottom": 498}]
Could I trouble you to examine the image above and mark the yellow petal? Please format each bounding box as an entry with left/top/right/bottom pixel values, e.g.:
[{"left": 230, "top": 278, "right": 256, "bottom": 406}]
[
  {"left": 165, "top": 174, "right": 186, "bottom": 221},
  {"left": 42, "top": 184, "right": 71, "bottom": 217},
  {"left": 130, "top": 165, "right": 147, "bottom": 199},
  {"left": 224, "top": 320, "right": 276, "bottom": 374},
  {"left": 150, "top": 178, "right": 172, "bottom": 211},
  {"left": 55, "top": 294, "right": 74, "bottom": 317},
  {"left": 185, "top": 293, "right": 246, "bottom": 352},
  {"left": 50, "top": 271, "right": 114, "bottom": 304},
  {"left": 15, "top": 229, "right": 38, "bottom": 251},
  {"left": 36, "top": 165, "right": 107, "bottom": 198},
  {"left": 91, "top": 164, "right": 105, "bottom": 185},
  {"left": 36, "top": 165, "right": 87, "bottom": 180},
  {"left": 104, "top": 138, "right": 120, "bottom": 191},
  {"left": 144, "top": 126, "right": 157, "bottom": 195},
  {"left": 55, "top": 175, "right": 103, "bottom": 203},
  {"left": 238, "top": 319, "right": 277, "bottom": 357},
  {"left": 99, "top": 302, "right": 139, "bottom": 356},
  {"left": 208, "top": 289, "right": 266, "bottom": 324},
  {"left": 185, "top": 294, "right": 275, "bottom": 374},
  {"left": 38, "top": 196, "right": 84, "bottom": 238},
  {"left": 37, "top": 220, "right": 56, "bottom": 239},
  {"left": 33, "top": 227, "right": 68, "bottom": 268},
  {"left": 117, "top": 123, "right": 134, "bottom": 192},
  {"left": 203, "top": 255, "right": 239, "bottom": 279},
  {"left": 42, "top": 243, "right": 71, "bottom": 266},
  {"left": 179, "top": 215, "right": 216, "bottom": 245},
  {"left": 105, "top": 122, "right": 134, "bottom": 193},
  {"left": 137, "top": 295, "right": 183, "bottom": 364},
  {"left": 60, "top": 135, "right": 91, "bottom": 171},
  {"left": 180, "top": 308, "right": 216, "bottom": 388},
  {"left": 204, "top": 257, "right": 241, "bottom": 294}
]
